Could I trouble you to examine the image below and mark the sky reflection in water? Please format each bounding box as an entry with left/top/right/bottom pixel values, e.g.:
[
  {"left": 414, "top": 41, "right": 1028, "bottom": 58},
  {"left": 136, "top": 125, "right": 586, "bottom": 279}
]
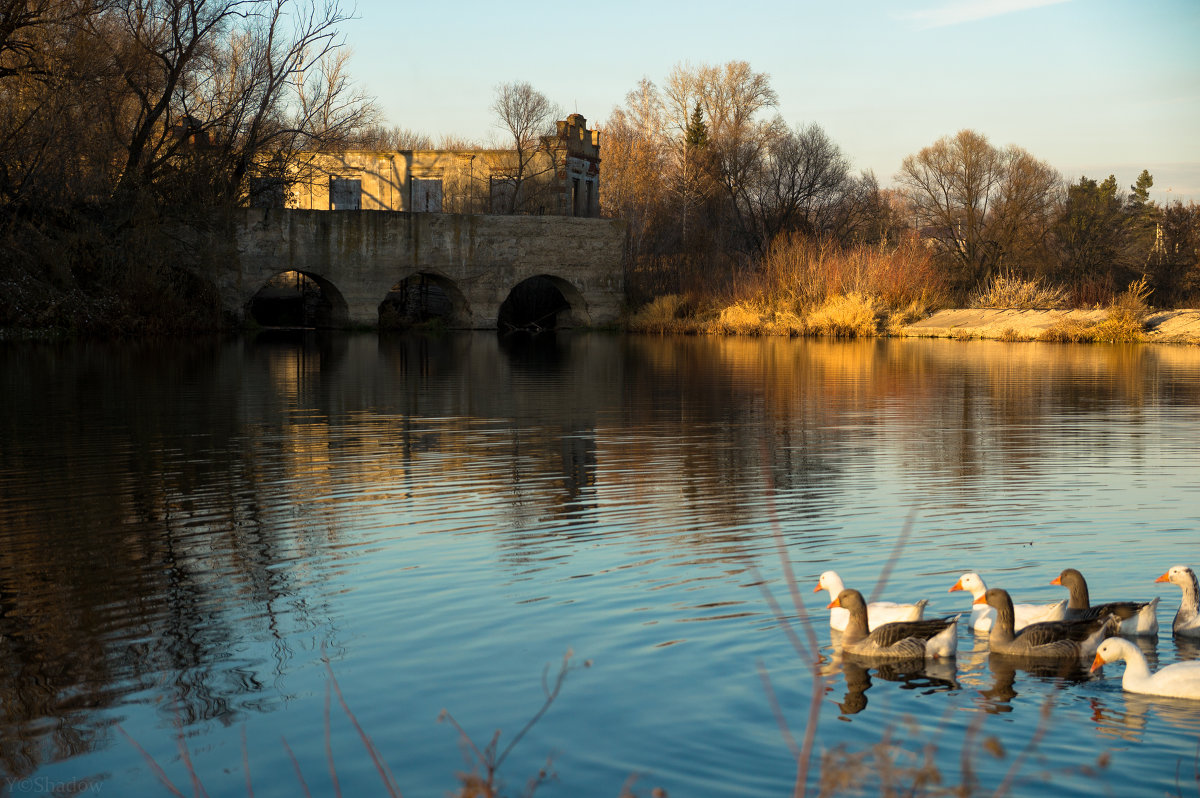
[{"left": 1, "top": 333, "right": 1198, "bottom": 797}]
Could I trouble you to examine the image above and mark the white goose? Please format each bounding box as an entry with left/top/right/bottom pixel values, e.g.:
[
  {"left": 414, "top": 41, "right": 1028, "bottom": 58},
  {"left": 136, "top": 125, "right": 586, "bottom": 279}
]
[
  {"left": 949, "top": 572, "right": 1067, "bottom": 632},
  {"left": 814, "top": 571, "right": 928, "bottom": 632},
  {"left": 1155, "top": 565, "right": 1200, "bottom": 638},
  {"left": 1091, "top": 638, "right": 1200, "bottom": 699}
]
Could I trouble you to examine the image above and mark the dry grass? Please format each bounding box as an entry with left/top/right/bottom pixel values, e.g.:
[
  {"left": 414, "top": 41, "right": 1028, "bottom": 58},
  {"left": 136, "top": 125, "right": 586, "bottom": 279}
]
[
  {"left": 970, "top": 271, "right": 1069, "bottom": 310},
  {"left": 1039, "top": 277, "right": 1152, "bottom": 343},
  {"left": 805, "top": 293, "right": 880, "bottom": 337},
  {"left": 758, "top": 234, "right": 951, "bottom": 313},
  {"left": 627, "top": 294, "right": 696, "bottom": 334},
  {"left": 626, "top": 235, "right": 951, "bottom": 338}
]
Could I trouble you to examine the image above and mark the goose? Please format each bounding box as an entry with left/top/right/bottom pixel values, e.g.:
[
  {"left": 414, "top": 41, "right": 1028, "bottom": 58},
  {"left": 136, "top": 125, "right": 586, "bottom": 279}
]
[
  {"left": 977, "top": 588, "right": 1116, "bottom": 659},
  {"left": 1090, "top": 637, "right": 1200, "bottom": 699},
  {"left": 828, "top": 588, "right": 958, "bottom": 660},
  {"left": 1051, "top": 568, "right": 1159, "bottom": 636},
  {"left": 814, "top": 571, "right": 929, "bottom": 632},
  {"left": 948, "top": 572, "right": 1067, "bottom": 632},
  {"left": 1155, "top": 565, "right": 1200, "bottom": 638}
]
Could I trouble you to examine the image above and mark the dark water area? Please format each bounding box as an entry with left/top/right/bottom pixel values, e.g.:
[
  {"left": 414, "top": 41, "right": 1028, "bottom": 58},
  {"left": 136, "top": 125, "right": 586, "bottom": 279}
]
[{"left": 1, "top": 332, "right": 1198, "bottom": 797}]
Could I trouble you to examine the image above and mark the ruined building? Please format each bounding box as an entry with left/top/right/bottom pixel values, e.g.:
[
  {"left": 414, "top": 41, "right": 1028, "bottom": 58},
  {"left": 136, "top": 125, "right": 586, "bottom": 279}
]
[{"left": 255, "top": 114, "right": 601, "bottom": 217}]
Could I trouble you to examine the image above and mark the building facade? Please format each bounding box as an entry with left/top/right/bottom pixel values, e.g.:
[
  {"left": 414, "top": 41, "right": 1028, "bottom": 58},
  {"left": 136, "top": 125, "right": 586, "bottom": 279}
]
[{"left": 262, "top": 114, "right": 601, "bottom": 217}]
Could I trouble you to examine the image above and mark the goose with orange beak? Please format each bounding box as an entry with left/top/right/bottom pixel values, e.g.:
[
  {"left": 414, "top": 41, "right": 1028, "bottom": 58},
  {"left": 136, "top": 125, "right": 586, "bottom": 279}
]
[
  {"left": 1090, "top": 637, "right": 1200, "bottom": 699},
  {"left": 828, "top": 588, "right": 957, "bottom": 660},
  {"left": 976, "top": 588, "right": 1116, "bottom": 659},
  {"left": 1155, "top": 565, "right": 1200, "bottom": 637},
  {"left": 814, "top": 571, "right": 928, "bottom": 632},
  {"left": 949, "top": 572, "right": 1066, "bottom": 632}
]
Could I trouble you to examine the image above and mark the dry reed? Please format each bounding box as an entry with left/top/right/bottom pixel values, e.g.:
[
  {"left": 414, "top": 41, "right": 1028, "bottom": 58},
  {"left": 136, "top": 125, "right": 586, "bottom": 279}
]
[
  {"left": 1040, "top": 277, "right": 1151, "bottom": 343},
  {"left": 970, "top": 271, "right": 1069, "bottom": 310}
]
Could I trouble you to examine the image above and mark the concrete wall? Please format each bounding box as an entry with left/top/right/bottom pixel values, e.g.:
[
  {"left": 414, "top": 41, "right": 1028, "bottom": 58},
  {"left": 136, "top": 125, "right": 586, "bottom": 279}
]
[{"left": 201, "top": 208, "right": 626, "bottom": 329}]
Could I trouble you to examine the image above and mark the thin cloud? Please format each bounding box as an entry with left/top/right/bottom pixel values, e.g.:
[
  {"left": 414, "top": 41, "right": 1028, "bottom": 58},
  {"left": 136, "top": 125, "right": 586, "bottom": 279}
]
[{"left": 901, "top": 0, "right": 1072, "bottom": 29}]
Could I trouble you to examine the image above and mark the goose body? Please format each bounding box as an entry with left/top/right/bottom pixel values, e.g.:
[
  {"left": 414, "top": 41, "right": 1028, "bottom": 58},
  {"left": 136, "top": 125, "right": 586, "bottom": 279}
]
[
  {"left": 1156, "top": 565, "right": 1200, "bottom": 638},
  {"left": 1091, "top": 638, "right": 1200, "bottom": 699},
  {"left": 979, "top": 588, "right": 1116, "bottom": 659},
  {"left": 1051, "top": 568, "right": 1159, "bottom": 636},
  {"left": 815, "top": 571, "right": 928, "bottom": 632},
  {"left": 829, "top": 588, "right": 958, "bottom": 660},
  {"left": 949, "top": 572, "right": 1067, "bottom": 632}
]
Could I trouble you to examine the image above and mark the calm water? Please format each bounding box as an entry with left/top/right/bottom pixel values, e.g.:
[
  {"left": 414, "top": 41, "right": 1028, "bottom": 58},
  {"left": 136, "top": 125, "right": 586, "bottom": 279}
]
[{"left": 1, "top": 333, "right": 1199, "bottom": 797}]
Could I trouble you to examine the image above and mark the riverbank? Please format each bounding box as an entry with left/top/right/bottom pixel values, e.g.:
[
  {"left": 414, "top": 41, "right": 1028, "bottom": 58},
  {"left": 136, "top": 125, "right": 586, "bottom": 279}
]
[{"left": 901, "top": 308, "right": 1200, "bottom": 344}]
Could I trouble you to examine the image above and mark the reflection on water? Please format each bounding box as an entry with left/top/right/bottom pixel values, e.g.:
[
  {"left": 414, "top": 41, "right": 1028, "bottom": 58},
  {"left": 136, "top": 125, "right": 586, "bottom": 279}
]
[
  {"left": 1, "top": 333, "right": 1199, "bottom": 796},
  {"left": 836, "top": 658, "right": 958, "bottom": 717}
]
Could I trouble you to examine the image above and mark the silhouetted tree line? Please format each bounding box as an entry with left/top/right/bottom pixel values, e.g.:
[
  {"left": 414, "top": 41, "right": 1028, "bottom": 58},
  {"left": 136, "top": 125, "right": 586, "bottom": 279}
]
[
  {"left": 602, "top": 62, "right": 1200, "bottom": 307},
  {"left": 0, "top": 0, "right": 374, "bottom": 331},
  {"left": 0, "top": 0, "right": 373, "bottom": 211}
]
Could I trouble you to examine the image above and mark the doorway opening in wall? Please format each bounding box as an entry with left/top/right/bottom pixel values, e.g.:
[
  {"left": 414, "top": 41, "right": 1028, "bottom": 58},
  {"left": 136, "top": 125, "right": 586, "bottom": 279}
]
[
  {"left": 379, "top": 273, "right": 461, "bottom": 329},
  {"left": 248, "top": 271, "right": 333, "bottom": 327},
  {"left": 498, "top": 276, "right": 572, "bottom": 333}
]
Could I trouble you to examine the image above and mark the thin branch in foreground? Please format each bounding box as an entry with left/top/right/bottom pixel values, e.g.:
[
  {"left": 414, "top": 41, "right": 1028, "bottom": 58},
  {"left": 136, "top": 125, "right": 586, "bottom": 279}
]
[
  {"left": 325, "top": 681, "right": 343, "bottom": 798},
  {"left": 281, "top": 736, "right": 314, "bottom": 798},
  {"left": 868, "top": 509, "right": 916, "bottom": 605},
  {"left": 242, "top": 726, "right": 255, "bottom": 798},
  {"left": 116, "top": 725, "right": 187, "bottom": 798},
  {"left": 324, "top": 656, "right": 403, "bottom": 798},
  {"left": 757, "top": 660, "right": 802, "bottom": 760}
]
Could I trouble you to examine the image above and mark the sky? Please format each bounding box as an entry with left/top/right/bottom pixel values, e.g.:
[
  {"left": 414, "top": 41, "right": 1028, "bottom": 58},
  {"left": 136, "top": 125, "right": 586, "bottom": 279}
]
[{"left": 339, "top": 0, "right": 1200, "bottom": 203}]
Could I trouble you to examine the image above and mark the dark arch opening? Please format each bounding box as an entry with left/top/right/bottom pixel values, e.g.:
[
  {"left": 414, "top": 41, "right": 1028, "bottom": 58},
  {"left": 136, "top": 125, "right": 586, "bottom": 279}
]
[
  {"left": 248, "top": 271, "right": 336, "bottom": 328},
  {"left": 498, "top": 275, "right": 586, "bottom": 333},
  {"left": 379, "top": 272, "right": 467, "bottom": 329}
]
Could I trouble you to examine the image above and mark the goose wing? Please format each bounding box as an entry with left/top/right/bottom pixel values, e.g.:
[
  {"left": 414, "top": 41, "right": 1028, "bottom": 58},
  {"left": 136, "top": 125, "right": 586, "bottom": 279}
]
[
  {"left": 869, "top": 616, "right": 955, "bottom": 647},
  {"left": 1072, "top": 600, "right": 1150, "bottom": 622},
  {"left": 1015, "top": 616, "right": 1108, "bottom": 647}
]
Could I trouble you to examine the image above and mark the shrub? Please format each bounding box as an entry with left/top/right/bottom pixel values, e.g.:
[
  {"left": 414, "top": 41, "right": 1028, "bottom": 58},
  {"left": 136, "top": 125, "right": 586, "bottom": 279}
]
[{"left": 970, "top": 271, "right": 1069, "bottom": 309}]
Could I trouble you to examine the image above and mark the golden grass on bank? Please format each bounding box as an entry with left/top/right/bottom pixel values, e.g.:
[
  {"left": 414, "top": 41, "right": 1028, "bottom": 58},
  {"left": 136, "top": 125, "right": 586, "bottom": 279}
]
[
  {"left": 759, "top": 234, "right": 951, "bottom": 312},
  {"left": 627, "top": 235, "right": 952, "bottom": 337},
  {"left": 806, "top": 293, "right": 880, "bottom": 337},
  {"left": 970, "top": 271, "right": 1069, "bottom": 310},
  {"left": 627, "top": 293, "right": 694, "bottom": 333},
  {"left": 1039, "top": 277, "right": 1152, "bottom": 343}
]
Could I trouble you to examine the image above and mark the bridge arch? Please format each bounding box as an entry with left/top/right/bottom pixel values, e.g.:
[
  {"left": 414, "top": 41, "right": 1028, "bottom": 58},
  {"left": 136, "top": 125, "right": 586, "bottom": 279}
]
[
  {"left": 498, "top": 274, "right": 591, "bottom": 332},
  {"left": 246, "top": 270, "right": 350, "bottom": 328},
  {"left": 379, "top": 271, "right": 471, "bottom": 329}
]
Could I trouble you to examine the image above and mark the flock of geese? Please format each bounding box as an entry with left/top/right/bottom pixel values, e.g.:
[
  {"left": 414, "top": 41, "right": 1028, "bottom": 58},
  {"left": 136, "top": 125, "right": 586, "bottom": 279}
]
[{"left": 812, "top": 565, "right": 1200, "bottom": 700}]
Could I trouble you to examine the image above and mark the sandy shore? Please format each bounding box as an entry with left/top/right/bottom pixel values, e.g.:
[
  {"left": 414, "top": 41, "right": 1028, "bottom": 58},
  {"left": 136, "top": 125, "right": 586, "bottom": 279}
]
[{"left": 901, "top": 308, "right": 1200, "bottom": 344}]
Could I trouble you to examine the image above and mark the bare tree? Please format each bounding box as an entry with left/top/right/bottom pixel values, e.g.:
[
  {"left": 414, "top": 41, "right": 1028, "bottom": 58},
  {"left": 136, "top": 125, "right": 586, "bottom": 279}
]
[
  {"left": 490, "top": 80, "right": 559, "bottom": 214},
  {"left": 602, "top": 78, "right": 673, "bottom": 259},
  {"left": 896, "top": 129, "right": 1059, "bottom": 288},
  {"left": 92, "top": 0, "right": 372, "bottom": 203},
  {"left": 738, "top": 121, "right": 851, "bottom": 250}
]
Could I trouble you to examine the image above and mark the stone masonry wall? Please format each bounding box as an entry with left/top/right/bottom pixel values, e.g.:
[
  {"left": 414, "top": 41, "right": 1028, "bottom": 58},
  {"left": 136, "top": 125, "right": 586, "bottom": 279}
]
[{"left": 200, "top": 209, "right": 625, "bottom": 329}]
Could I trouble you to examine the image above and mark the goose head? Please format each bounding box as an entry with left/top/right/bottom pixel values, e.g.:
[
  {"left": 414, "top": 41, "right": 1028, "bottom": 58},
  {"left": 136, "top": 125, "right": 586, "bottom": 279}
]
[
  {"left": 950, "top": 572, "right": 986, "bottom": 598},
  {"left": 827, "top": 588, "right": 867, "bottom": 613},
  {"left": 815, "top": 570, "right": 845, "bottom": 596},
  {"left": 1090, "top": 637, "right": 1134, "bottom": 672},
  {"left": 1156, "top": 564, "right": 1195, "bottom": 586}
]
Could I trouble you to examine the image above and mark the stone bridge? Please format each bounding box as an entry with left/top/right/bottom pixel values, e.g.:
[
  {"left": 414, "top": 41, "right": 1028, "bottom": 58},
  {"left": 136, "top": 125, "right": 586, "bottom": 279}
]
[{"left": 198, "top": 209, "right": 626, "bottom": 329}]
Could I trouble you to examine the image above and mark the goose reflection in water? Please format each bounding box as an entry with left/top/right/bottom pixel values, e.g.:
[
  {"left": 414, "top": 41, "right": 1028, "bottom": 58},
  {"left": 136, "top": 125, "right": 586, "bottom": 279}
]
[
  {"left": 975, "top": 654, "right": 1092, "bottom": 715},
  {"left": 1174, "top": 636, "right": 1200, "bottom": 663},
  {"left": 835, "top": 657, "right": 958, "bottom": 718},
  {"left": 1088, "top": 689, "right": 1200, "bottom": 744}
]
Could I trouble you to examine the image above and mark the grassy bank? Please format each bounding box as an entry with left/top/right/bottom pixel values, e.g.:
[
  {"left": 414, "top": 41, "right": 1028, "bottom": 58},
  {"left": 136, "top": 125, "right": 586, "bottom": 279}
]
[{"left": 626, "top": 238, "right": 1159, "bottom": 344}]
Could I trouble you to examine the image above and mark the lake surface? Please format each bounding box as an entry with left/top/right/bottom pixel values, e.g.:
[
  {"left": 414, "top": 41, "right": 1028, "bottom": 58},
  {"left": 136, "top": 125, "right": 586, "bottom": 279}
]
[{"left": 1, "top": 333, "right": 1198, "bottom": 797}]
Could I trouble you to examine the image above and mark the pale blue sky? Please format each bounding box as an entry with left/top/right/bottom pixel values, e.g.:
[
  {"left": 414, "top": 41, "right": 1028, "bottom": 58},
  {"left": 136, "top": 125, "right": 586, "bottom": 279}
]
[{"left": 342, "top": 0, "right": 1199, "bottom": 201}]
